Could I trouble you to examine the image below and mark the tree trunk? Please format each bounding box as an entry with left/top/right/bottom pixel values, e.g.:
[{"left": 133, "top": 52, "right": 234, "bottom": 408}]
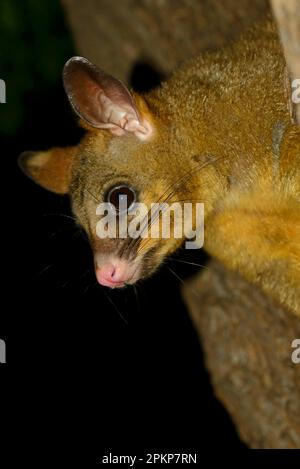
[
  {"left": 61, "top": 0, "right": 300, "bottom": 448},
  {"left": 182, "top": 260, "right": 300, "bottom": 449},
  {"left": 270, "top": 0, "right": 300, "bottom": 124},
  {"left": 61, "top": 0, "right": 269, "bottom": 83}
]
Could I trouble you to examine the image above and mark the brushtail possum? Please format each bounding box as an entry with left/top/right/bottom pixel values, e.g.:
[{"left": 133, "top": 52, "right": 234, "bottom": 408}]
[{"left": 19, "top": 20, "right": 300, "bottom": 316}]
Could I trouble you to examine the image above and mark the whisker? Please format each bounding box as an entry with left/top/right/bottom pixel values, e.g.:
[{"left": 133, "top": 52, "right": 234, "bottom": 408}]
[
  {"left": 71, "top": 227, "right": 85, "bottom": 240},
  {"left": 169, "top": 257, "right": 208, "bottom": 269},
  {"left": 168, "top": 266, "right": 203, "bottom": 298},
  {"left": 103, "top": 291, "right": 128, "bottom": 325},
  {"left": 61, "top": 279, "right": 72, "bottom": 288},
  {"left": 38, "top": 263, "right": 53, "bottom": 276},
  {"left": 82, "top": 280, "right": 98, "bottom": 295},
  {"left": 133, "top": 284, "right": 141, "bottom": 314},
  {"left": 84, "top": 187, "right": 100, "bottom": 204},
  {"left": 48, "top": 228, "right": 66, "bottom": 239},
  {"left": 79, "top": 269, "right": 93, "bottom": 280},
  {"left": 42, "top": 213, "right": 77, "bottom": 222},
  {"left": 168, "top": 266, "right": 186, "bottom": 285},
  {"left": 124, "top": 156, "right": 222, "bottom": 258}
]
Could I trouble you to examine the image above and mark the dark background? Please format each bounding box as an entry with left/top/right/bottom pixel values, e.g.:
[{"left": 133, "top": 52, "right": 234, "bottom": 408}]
[{"left": 2, "top": 0, "right": 295, "bottom": 466}]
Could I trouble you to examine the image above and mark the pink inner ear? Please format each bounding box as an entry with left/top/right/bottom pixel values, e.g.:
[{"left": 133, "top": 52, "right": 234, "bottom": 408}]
[{"left": 63, "top": 56, "right": 144, "bottom": 135}]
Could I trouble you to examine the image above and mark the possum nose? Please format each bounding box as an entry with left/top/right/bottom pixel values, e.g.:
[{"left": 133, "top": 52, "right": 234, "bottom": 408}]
[
  {"left": 95, "top": 261, "right": 135, "bottom": 288},
  {"left": 95, "top": 263, "right": 123, "bottom": 287}
]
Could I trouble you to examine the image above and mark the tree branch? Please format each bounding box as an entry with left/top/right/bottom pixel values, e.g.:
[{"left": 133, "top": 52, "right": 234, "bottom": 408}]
[{"left": 271, "top": 0, "right": 300, "bottom": 124}]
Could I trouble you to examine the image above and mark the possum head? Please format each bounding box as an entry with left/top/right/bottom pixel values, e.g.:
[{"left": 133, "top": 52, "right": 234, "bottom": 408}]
[{"left": 19, "top": 57, "right": 203, "bottom": 288}]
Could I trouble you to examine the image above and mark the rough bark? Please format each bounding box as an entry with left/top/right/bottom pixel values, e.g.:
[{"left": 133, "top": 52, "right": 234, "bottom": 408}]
[
  {"left": 182, "top": 261, "right": 300, "bottom": 449},
  {"left": 61, "top": 0, "right": 269, "bottom": 83},
  {"left": 271, "top": 0, "right": 300, "bottom": 124},
  {"left": 61, "top": 0, "right": 300, "bottom": 448}
]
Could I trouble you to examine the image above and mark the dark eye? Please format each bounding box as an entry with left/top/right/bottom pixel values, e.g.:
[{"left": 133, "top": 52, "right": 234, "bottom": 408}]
[{"left": 106, "top": 184, "right": 136, "bottom": 213}]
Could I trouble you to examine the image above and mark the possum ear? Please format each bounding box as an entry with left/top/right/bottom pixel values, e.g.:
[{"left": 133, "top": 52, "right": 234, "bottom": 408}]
[
  {"left": 18, "top": 146, "right": 77, "bottom": 194},
  {"left": 63, "top": 56, "right": 153, "bottom": 141}
]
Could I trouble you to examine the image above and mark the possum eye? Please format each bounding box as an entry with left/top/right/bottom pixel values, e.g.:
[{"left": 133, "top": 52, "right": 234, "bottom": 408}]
[{"left": 106, "top": 184, "right": 136, "bottom": 213}]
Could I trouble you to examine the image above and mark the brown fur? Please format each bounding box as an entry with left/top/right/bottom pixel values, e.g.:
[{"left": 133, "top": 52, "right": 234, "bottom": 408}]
[{"left": 20, "top": 20, "right": 300, "bottom": 315}]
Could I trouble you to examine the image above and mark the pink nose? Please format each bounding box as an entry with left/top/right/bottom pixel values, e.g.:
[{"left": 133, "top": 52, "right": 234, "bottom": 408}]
[{"left": 95, "top": 262, "right": 127, "bottom": 288}]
